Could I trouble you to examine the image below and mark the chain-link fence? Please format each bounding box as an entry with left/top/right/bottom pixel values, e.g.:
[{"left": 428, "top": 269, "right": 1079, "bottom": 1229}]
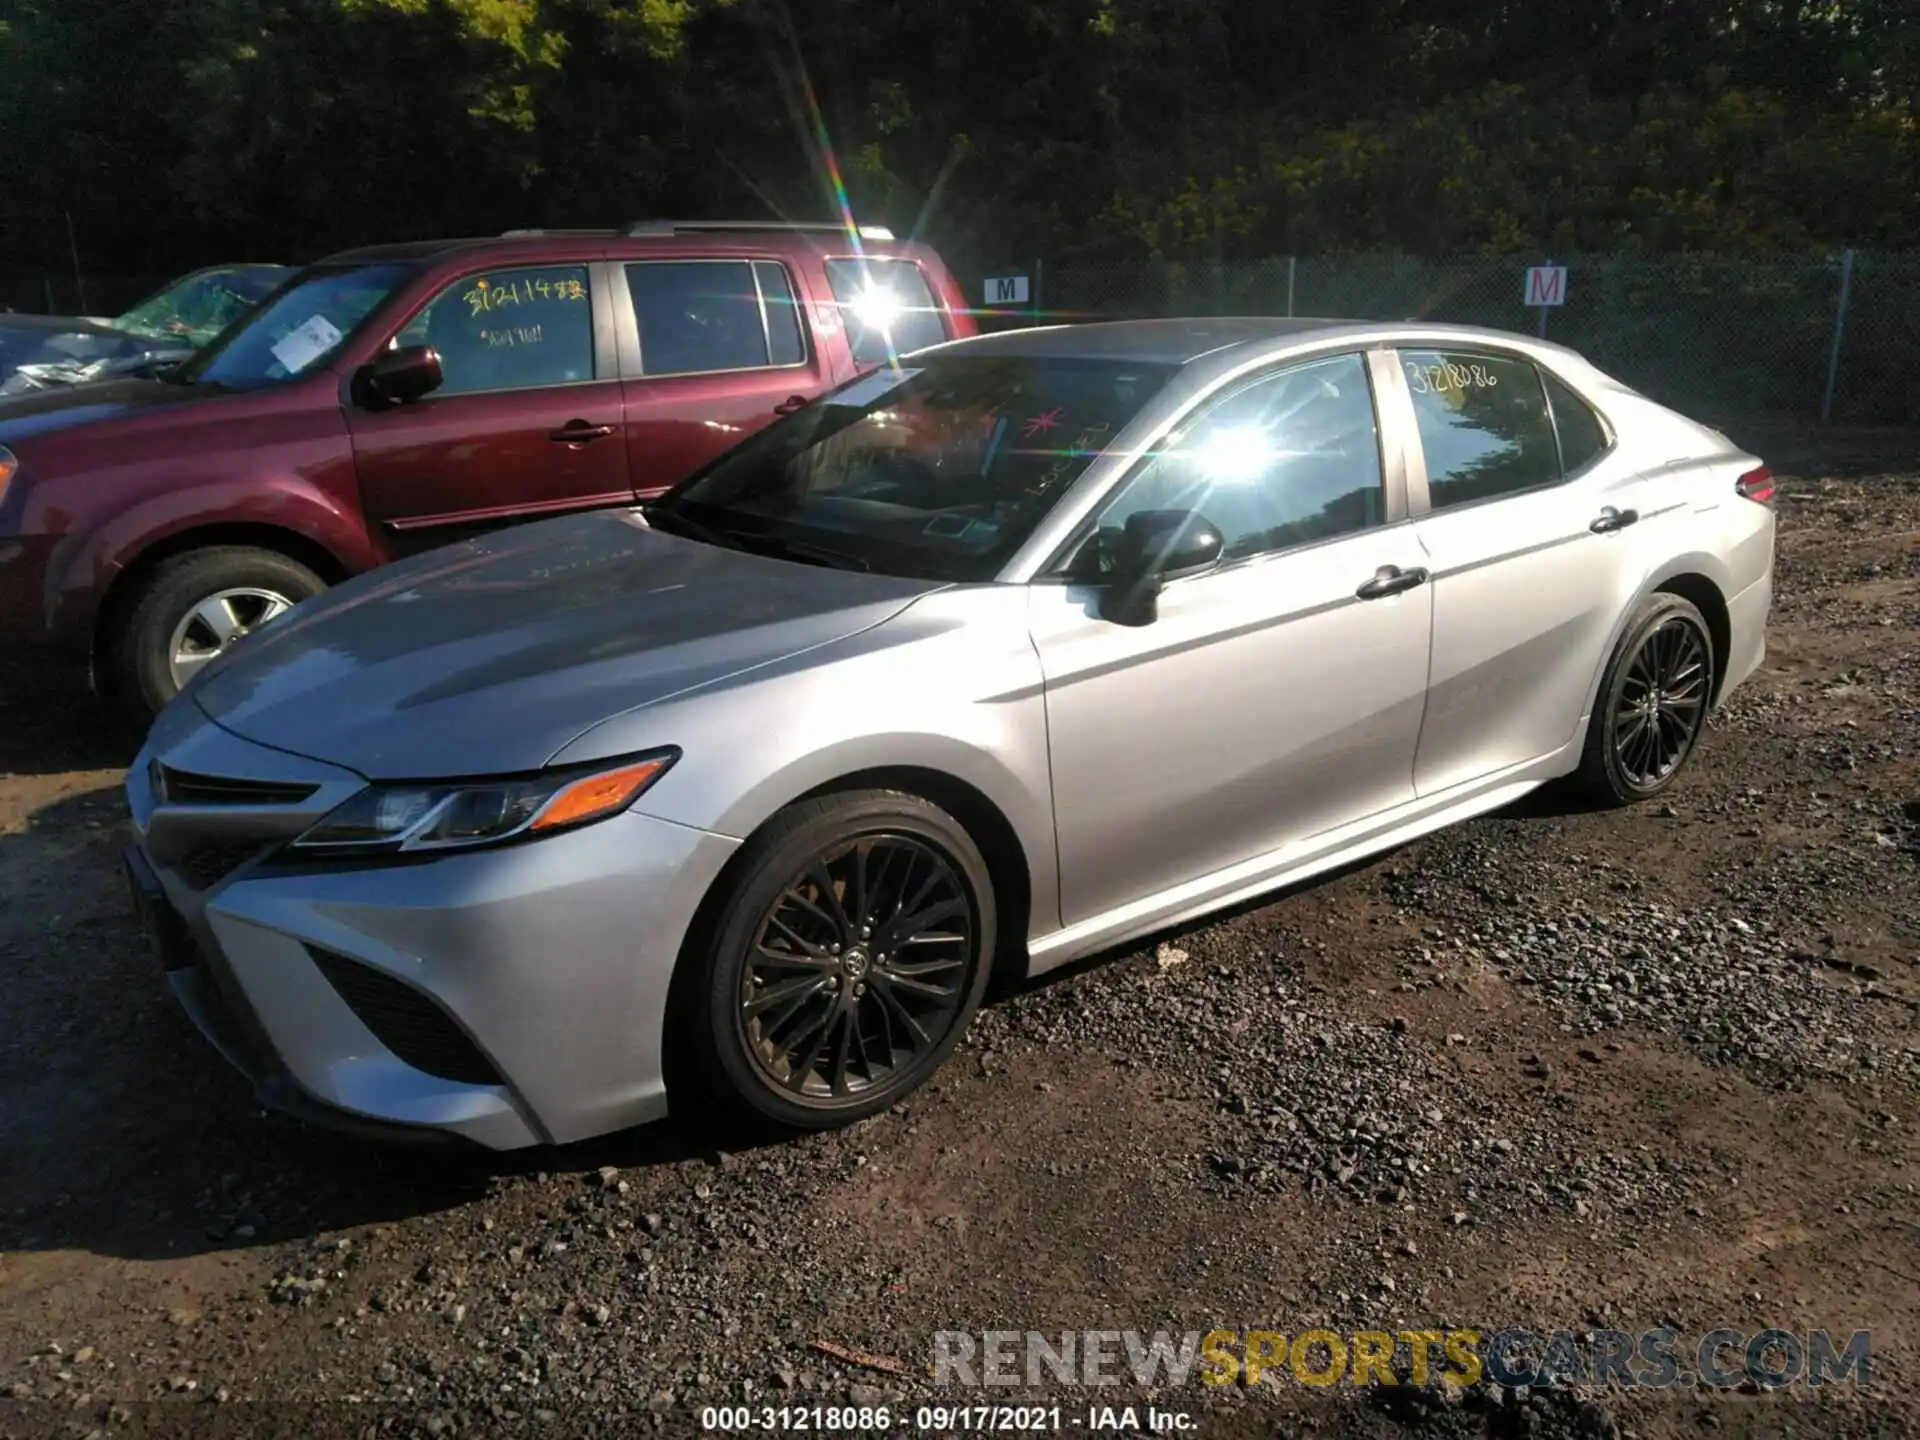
[
  {"left": 975, "top": 251, "right": 1920, "bottom": 424},
  {"left": 10, "top": 251, "right": 1917, "bottom": 422}
]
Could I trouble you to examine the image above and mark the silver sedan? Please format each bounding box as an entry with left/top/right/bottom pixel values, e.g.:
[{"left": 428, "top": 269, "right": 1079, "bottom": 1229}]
[{"left": 123, "top": 318, "right": 1776, "bottom": 1147}]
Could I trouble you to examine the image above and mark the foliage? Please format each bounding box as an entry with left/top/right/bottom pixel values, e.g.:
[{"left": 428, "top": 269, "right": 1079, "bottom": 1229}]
[{"left": 1, "top": 0, "right": 1916, "bottom": 277}]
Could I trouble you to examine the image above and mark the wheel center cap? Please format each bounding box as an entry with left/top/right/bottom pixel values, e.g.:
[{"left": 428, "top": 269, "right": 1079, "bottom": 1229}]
[{"left": 842, "top": 947, "right": 870, "bottom": 980}]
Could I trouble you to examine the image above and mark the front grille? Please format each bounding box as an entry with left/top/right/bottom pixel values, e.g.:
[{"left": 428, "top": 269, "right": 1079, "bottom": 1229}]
[
  {"left": 307, "top": 947, "right": 504, "bottom": 1086},
  {"left": 176, "top": 841, "right": 272, "bottom": 890},
  {"left": 158, "top": 765, "right": 318, "bottom": 807}
]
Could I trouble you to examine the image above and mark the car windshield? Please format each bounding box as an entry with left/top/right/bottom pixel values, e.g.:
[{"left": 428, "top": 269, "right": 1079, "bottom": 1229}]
[
  {"left": 175, "top": 263, "right": 414, "bottom": 390},
  {"left": 112, "top": 266, "right": 291, "bottom": 346},
  {"left": 650, "top": 355, "right": 1178, "bottom": 581}
]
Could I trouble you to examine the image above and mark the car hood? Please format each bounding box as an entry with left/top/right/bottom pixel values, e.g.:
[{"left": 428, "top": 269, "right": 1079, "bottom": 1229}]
[
  {"left": 0, "top": 314, "right": 170, "bottom": 371},
  {"left": 0, "top": 313, "right": 128, "bottom": 341},
  {"left": 1, "top": 345, "right": 195, "bottom": 394},
  {"left": 190, "top": 509, "right": 947, "bottom": 779}
]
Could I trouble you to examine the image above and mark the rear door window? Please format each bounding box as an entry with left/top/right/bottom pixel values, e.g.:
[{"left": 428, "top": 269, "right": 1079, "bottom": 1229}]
[
  {"left": 824, "top": 258, "right": 950, "bottom": 363},
  {"left": 1400, "top": 350, "right": 1562, "bottom": 510},
  {"left": 627, "top": 260, "right": 808, "bottom": 377},
  {"left": 1543, "top": 372, "right": 1611, "bottom": 475}
]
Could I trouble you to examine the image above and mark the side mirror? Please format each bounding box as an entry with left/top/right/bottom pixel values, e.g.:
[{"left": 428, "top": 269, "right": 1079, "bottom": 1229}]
[
  {"left": 1095, "top": 508, "right": 1224, "bottom": 626},
  {"left": 357, "top": 345, "right": 443, "bottom": 407}
]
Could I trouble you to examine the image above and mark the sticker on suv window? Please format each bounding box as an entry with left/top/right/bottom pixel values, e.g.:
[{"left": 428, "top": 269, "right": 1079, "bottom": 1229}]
[
  {"left": 825, "top": 367, "right": 922, "bottom": 410},
  {"left": 269, "top": 314, "right": 344, "bottom": 375}
]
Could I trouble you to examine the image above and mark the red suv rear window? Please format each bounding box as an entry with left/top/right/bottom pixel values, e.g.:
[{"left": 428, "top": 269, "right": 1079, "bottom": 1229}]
[{"left": 824, "top": 258, "right": 950, "bottom": 364}]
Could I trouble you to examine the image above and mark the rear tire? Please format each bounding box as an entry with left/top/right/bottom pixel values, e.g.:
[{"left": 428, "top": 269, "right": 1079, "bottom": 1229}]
[
  {"left": 106, "top": 546, "right": 326, "bottom": 722},
  {"left": 676, "top": 789, "right": 996, "bottom": 1134},
  {"left": 1576, "top": 592, "right": 1716, "bottom": 807}
]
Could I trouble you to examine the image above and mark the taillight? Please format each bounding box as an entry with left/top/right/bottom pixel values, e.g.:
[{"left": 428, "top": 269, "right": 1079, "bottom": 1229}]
[{"left": 1735, "top": 465, "right": 1774, "bottom": 506}]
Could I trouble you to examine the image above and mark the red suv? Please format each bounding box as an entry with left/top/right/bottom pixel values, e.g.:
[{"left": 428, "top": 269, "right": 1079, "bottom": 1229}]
[{"left": 0, "top": 221, "right": 975, "bottom": 716}]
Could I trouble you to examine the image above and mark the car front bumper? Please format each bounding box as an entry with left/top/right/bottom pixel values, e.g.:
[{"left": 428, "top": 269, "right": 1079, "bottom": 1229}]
[{"left": 125, "top": 700, "right": 738, "bottom": 1149}]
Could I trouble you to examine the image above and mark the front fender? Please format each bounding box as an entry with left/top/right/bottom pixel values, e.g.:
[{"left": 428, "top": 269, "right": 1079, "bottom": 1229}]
[
  {"left": 553, "top": 591, "right": 1063, "bottom": 937},
  {"left": 47, "top": 478, "right": 374, "bottom": 642},
  {"left": 667, "top": 726, "right": 1062, "bottom": 948}
]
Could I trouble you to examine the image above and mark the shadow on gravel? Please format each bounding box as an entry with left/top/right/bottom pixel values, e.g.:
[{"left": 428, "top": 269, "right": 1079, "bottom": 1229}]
[
  {"left": 1487, "top": 777, "right": 1617, "bottom": 822},
  {"left": 990, "top": 843, "right": 1422, "bottom": 1004},
  {"left": 0, "top": 659, "right": 141, "bottom": 777},
  {"left": 0, "top": 780, "right": 795, "bottom": 1264},
  {"left": 1003, "top": 775, "right": 1615, "bottom": 1003}
]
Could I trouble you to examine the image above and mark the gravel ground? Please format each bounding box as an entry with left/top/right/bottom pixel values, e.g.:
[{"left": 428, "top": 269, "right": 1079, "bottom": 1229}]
[{"left": 0, "top": 422, "right": 1916, "bottom": 1440}]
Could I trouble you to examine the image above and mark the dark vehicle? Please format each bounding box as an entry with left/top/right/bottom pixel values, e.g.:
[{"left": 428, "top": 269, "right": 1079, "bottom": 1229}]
[
  {"left": 0, "top": 222, "right": 975, "bottom": 716},
  {"left": 0, "top": 264, "right": 291, "bottom": 394}
]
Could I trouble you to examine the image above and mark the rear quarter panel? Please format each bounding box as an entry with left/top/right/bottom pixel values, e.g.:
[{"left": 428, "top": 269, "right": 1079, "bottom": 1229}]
[
  {"left": 901, "top": 242, "right": 979, "bottom": 343},
  {"left": 1568, "top": 377, "right": 1774, "bottom": 717}
]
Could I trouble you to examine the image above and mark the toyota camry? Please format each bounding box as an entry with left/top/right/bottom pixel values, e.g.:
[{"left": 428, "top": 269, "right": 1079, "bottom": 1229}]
[{"left": 124, "top": 318, "right": 1775, "bottom": 1148}]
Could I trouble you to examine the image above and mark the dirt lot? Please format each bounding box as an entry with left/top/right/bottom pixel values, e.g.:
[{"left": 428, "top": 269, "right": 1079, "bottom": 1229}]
[{"left": 1, "top": 423, "right": 1917, "bottom": 1440}]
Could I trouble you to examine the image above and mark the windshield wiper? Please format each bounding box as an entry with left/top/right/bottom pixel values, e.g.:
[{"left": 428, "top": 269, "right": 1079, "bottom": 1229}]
[
  {"left": 643, "top": 503, "right": 869, "bottom": 571},
  {"left": 640, "top": 503, "right": 746, "bottom": 552},
  {"left": 731, "top": 532, "right": 871, "bottom": 572}
]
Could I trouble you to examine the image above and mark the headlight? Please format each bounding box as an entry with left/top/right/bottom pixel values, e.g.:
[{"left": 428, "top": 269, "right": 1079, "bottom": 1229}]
[{"left": 290, "top": 750, "right": 678, "bottom": 857}]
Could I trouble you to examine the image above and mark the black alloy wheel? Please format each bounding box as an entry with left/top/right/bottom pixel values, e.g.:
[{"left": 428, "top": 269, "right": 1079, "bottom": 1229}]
[
  {"left": 1612, "top": 614, "right": 1711, "bottom": 788},
  {"left": 1579, "top": 592, "right": 1718, "bottom": 805},
  {"left": 740, "top": 833, "right": 974, "bottom": 1100},
  {"left": 682, "top": 790, "right": 996, "bottom": 1131}
]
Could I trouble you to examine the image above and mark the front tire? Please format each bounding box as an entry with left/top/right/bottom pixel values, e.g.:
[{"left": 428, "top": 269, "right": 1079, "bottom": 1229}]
[
  {"left": 1577, "top": 592, "right": 1717, "bottom": 806},
  {"left": 107, "top": 546, "right": 326, "bottom": 721},
  {"left": 682, "top": 790, "right": 996, "bottom": 1133}
]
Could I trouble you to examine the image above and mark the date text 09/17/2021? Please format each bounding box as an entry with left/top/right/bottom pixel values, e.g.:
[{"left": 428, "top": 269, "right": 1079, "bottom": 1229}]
[{"left": 699, "top": 1404, "right": 1197, "bottom": 1432}]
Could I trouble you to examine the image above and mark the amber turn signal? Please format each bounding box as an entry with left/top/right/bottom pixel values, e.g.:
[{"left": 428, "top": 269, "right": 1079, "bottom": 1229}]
[{"left": 530, "top": 758, "right": 673, "bottom": 832}]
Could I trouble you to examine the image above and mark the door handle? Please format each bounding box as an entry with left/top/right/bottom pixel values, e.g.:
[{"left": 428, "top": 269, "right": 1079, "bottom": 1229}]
[
  {"left": 1355, "top": 565, "right": 1430, "bottom": 600},
  {"left": 549, "top": 421, "right": 615, "bottom": 444},
  {"left": 772, "top": 394, "right": 809, "bottom": 416},
  {"left": 1589, "top": 506, "right": 1640, "bottom": 533}
]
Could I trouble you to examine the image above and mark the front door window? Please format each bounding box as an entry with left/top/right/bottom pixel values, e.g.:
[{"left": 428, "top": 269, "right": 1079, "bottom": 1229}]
[{"left": 395, "top": 265, "right": 596, "bottom": 395}]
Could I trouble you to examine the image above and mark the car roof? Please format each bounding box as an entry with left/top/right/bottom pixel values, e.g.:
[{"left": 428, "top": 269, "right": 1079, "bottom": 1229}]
[
  {"left": 315, "top": 224, "right": 936, "bottom": 268},
  {"left": 934, "top": 317, "right": 1590, "bottom": 368},
  {"left": 937, "top": 318, "right": 1353, "bottom": 365}
]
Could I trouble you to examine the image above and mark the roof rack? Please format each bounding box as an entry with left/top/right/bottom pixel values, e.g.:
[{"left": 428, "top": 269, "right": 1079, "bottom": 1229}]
[
  {"left": 621, "top": 219, "right": 897, "bottom": 242},
  {"left": 499, "top": 228, "right": 620, "bottom": 237}
]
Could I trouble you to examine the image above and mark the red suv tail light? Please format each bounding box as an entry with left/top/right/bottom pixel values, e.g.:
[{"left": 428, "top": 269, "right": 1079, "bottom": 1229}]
[{"left": 1735, "top": 465, "right": 1774, "bottom": 506}]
